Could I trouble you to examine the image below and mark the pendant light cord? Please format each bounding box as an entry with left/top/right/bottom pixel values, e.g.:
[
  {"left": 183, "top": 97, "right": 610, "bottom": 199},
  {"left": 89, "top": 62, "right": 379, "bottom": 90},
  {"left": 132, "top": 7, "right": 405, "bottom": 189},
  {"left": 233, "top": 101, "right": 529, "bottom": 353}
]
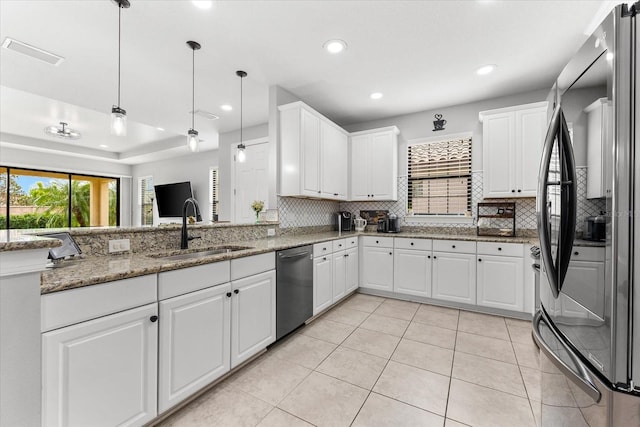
[
  {"left": 239, "top": 73, "right": 243, "bottom": 144},
  {"left": 117, "top": 4, "right": 121, "bottom": 107},
  {"left": 192, "top": 47, "right": 195, "bottom": 130}
]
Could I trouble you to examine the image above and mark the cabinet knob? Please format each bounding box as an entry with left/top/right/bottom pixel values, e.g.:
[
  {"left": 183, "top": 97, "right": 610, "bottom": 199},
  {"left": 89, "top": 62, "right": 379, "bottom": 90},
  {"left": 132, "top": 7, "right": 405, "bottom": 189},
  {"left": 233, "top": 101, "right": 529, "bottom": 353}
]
[
  {"left": 150, "top": 315, "right": 158, "bottom": 323},
  {"left": 478, "top": 258, "right": 482, "bottom": 262},
  {"left": 498, "top": 247, "right": 502, "bottom": 251},
  {"left": 452, "top": 245, "right": 456, "bottom": 248},
  {"left": 574, "top": 251, "right": 579, "bottom": 256},
  {"left": 389, "top": 252, "right": 393, "bottom": 255},
  {"left": 323, "top": 257, "right": 327, "bottom": 261},
  {"left": 376, "top": 240, "right": 379, "bottom": 244},
  {"left": 511, "top": 189, "right": 516, "bottom": 193},
  {"left": 410, "top": 242, "right": 414, "bottom": 246},
  {"left": 323, "top": 247, "right": 327, "bottom": 250},
  {"left": 344, "top": 254, "right": 349, "bottom": 257},
  {"left": 318, "top": 191, "right": 321, "bottom": 194},
  {"left": 334, "top": 193, "right": 338, "bottom": 196},
  {"left": 339, "top": 244, "right": 342, "bottom": 247},
  {"left": 234, "top": 289, "right": 240, "bottom": 294},
  {"left": 433, "top": 256, "right": 437, "bottom": 259},
  {"left": 428, "top": 255, "right": 431, "bottom": 259},
  {"left": 226, "top": 292, "right": 232, "bottom": 298},
  {"left": 517, "top": 189, "right": 522, "bottom": 193}
]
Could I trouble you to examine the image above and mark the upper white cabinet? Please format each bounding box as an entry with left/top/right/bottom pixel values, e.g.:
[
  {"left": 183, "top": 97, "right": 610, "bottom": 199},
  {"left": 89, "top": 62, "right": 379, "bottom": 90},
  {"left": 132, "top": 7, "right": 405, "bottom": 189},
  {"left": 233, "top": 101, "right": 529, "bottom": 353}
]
[
  {"left": 480, "top": 102, "right": 548, "bottom": 198},
  {"left": 350, "top": 127, "right": 399, "bottom": 201},
  {"left": 279, "top": 101, "right": 349, "bottom": 200},
  {"left": 585, "top": 98, "right": 612, "bottom": 199}
]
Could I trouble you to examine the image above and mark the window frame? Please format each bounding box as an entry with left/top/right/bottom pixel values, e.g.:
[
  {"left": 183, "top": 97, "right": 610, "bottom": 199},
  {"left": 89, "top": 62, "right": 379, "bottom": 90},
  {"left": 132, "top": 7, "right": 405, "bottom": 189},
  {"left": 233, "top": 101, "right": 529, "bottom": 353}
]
[
  {"left": 405, "top": 132, "right": 473, "bottom": 223},
  {"left": 1, "top": 165, "right": 121, "bottom": 229},
  {"left": 138, "top": 175, "right": 154, "bottom": 226},
  {"left": 209, "top": 167, "right": 219, "bottom": 222}
]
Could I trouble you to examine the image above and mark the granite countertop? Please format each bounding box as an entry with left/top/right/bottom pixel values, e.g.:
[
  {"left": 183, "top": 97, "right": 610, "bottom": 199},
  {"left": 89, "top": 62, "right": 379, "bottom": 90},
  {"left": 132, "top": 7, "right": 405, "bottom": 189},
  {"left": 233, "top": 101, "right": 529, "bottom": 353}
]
[
  {"left": 41, "top": 230, "right": 538, "bottom": 294},
  {"left": 0, "top": 230, "right": 62, "bottom": 252}
]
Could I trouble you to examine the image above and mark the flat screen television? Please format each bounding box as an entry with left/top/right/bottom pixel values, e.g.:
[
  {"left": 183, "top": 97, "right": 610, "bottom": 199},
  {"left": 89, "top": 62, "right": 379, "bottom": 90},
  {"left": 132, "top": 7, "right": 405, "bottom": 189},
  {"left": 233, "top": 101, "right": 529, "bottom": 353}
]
[{"left": 154, "top": 181, "right": 202, "bottom": 220}]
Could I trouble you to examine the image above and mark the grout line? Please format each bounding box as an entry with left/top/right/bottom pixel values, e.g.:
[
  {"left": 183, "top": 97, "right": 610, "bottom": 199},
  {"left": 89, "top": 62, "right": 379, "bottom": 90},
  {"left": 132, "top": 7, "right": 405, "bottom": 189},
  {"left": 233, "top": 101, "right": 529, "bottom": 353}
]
[{"left": 442, "top": 307, "right": 460, "bottom": 421}]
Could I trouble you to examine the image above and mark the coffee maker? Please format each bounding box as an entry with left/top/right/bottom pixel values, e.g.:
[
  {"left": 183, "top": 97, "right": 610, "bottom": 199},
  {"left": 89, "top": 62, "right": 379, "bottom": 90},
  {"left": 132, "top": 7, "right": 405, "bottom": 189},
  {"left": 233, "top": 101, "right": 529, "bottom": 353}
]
[{"left": 335, "top": 211, "right": 353, "bottom": 231}]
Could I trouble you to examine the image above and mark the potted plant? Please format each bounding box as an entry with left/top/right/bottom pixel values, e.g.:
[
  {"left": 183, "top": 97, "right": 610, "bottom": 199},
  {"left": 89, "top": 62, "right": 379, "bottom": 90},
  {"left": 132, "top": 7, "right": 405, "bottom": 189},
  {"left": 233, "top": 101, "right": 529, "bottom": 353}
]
[{"left": 251, "top": 200, "right": 264, "bottom": 223}]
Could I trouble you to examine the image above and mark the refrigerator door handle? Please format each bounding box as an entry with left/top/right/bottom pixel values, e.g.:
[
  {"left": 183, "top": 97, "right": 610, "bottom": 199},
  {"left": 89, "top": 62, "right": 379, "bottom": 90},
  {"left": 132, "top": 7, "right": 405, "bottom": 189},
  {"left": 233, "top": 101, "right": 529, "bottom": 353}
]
[
  {"left": 532, "top": 310, "right": 602, "bottom": 403},
  {"left": 537, "top": 106, "right": 562, "bottom": 297}
]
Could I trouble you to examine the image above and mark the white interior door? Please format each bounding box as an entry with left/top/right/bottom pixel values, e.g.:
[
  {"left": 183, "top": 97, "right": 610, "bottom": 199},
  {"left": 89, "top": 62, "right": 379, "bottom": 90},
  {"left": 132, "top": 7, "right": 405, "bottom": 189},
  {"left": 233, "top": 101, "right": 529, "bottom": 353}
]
[{"left": 234, "top": 142, "right": 269, "bottom": 223}]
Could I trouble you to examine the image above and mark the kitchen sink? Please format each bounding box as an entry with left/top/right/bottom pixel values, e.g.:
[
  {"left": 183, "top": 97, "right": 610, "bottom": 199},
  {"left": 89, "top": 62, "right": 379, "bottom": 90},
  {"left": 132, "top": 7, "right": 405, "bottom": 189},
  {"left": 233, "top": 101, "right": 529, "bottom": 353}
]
[{"left": 150, "top": 245, "right": 253, "bottom": 261}]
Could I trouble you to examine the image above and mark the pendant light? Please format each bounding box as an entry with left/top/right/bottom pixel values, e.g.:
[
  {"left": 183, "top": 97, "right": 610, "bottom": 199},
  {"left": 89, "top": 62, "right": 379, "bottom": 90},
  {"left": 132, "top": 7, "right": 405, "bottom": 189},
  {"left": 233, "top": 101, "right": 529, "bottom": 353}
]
[
  {"left": 110, "top": 0, "right": 130, "bottom": 136},
  {"left": 44, "top": 122, "right": 81, "bottom": 140},
  {"left": 236, "top": 70, "right": 247, "bottom": 163},
  {"left": 186, "top": 40, "right": 201, "bottom": 152}
]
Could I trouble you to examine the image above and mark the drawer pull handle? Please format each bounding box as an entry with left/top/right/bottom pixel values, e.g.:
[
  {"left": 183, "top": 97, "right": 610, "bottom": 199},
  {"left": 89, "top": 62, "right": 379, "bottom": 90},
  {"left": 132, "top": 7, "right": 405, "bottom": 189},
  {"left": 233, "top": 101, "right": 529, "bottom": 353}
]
[
  {"left": 226, "top": 292, "right": 232, "bottom": 298},
  {"left": 234, "top": 289, "right": 240, "bottom": 294},
  {"left": 498, "top": 247, "right": 502, "bottom": 251},
  {"left": 376, "top": 240, "right": 379, "bottom": 244},
  {"left": 452, "top": 245, "right": 456, "bottom": 248},
  {"left": 410, "top": 242, "right": 414, "bottom": 246},
  {"left": 150, "top": 315, "right": 158, "bottom": 323}
]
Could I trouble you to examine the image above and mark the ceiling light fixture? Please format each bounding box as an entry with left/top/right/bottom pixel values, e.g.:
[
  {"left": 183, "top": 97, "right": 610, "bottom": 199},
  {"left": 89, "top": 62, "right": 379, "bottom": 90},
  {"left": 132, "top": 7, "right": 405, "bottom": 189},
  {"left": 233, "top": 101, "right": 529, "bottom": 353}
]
[
  {"left": 324, "top": 39, "right": 347, "bottom": 54},
  {"left": 236, "top": 70, "right": 247, "bottom": 163},
  {"left": 186, "top": 40, "right": 202, "bottom": 152},
  {"left": 476, "top": 64, "right": 496, "bottom": 75},
  {"left": 221, "top": 104, "right": 233, "bottom": 111},
  {"left": 157, "top": 127, "right": 165, "bottom": 131},
  {"left": 44, "top": 122, "right": 81, "bottom": 140},
  {"left": 370, "top": 92, "right": 383, "bottom": 100},
  {"left": 99, "top": 144, "right": 109, "bottom": 148},
  {"left": 192, "top": 0, "right": 213, "bottom": 9},
  {"left": 111, "top": 0, "right": 130, "bottom": 137}
]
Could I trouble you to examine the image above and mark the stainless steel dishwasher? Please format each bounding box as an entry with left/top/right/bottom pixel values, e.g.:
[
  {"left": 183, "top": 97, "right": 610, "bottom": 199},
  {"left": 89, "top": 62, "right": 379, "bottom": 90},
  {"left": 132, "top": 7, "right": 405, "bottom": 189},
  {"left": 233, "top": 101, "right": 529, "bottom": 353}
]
[{"left": 276, "top": 245, "right": 313, "bottom": 340}]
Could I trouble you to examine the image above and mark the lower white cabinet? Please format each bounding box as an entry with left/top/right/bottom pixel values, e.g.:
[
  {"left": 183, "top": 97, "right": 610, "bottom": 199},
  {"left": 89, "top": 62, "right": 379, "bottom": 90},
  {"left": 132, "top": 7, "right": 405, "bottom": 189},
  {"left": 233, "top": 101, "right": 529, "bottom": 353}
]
[
  {"left": 394, "top": 248, "right": 432, "bottom": 297},
  {"left": 345, "top": 247, "right": 359, "bottom": 294},
  {"left": 158, "top": 284, "right": 231, "bottom": 413},
  {"left": 42, "top": 303, "right": 158, "bottom": 427},
  {"left": 332, "top": 251, "right": 347, "bottom": 301},
  {"left": 432, "top": 251, "right": 477, "bottom": 304},
  {"left": 361, "top": 246, "right": 394, "bottom": 291},
  {"left": 476, "top": 255, "right": 524, "bottom": 311},
  {"left": 314, "top": 254, "right": 333, "bottom": 315},
  {"left": 231, "top": 270, "right": 276, "bottom": 368}
]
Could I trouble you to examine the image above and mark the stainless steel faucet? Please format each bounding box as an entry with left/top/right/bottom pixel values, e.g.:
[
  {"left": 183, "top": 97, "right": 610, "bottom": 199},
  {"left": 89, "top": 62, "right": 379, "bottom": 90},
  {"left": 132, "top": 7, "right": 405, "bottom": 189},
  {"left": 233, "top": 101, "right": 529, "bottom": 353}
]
[{"left": 181, "top": 197, "right": 201, "bottom": 250}]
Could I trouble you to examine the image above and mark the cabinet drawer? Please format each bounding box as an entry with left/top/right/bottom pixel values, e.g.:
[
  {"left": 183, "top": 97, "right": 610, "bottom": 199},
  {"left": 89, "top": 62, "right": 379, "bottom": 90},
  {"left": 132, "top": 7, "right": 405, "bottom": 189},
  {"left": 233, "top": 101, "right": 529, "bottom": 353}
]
[
  {"left": 394, "top": 238, "right": 432, "bottom": 251},
  {"left": 361, "top": 236, "right": 394, "bottom": 248},
  {"left": 345, "top": 236, "right": 359, "bottom": 249},
  {"left": 570, "top": 246, "right": 605, "bottom": 262},
  {"left": 314, "top": 241, "right": 333, "bottom": 257},
  {"left": 332, "top": 239, "right": 347, "bottom": 252},
  {"left": 477, "top": 242, "right": 523, "bottom": 257},
  {"left": 41, "top": 275, "right": 157, "bottom": 332},
  {"left": 231, "top": 252, "right": 275, "bottom": 280},
  {"left": 433, "top": 239, "right": 476, "bottom": 254},
  {"left": 159, "top": 261, "right": 230, "bottom": 300}
]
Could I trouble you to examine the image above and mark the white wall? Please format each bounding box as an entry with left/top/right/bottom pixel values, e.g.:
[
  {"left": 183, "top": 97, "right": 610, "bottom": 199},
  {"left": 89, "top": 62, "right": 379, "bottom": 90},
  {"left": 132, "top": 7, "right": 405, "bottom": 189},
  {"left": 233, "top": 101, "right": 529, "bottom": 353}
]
[{"left": 131, "top": 149, "right": 220, "bottom": 225}]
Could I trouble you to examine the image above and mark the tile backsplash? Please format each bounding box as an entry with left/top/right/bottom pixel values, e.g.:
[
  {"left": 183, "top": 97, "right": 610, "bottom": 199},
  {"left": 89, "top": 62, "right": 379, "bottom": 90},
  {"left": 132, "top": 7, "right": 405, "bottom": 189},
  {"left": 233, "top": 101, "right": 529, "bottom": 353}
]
[{"left": 276, "top": 167, "right": 606, "bottom": 232}]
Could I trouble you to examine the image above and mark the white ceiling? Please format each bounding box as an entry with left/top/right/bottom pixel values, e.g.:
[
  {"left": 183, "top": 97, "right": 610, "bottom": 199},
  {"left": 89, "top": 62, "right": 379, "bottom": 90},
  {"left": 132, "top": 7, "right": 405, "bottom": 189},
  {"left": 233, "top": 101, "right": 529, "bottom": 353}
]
[{"left": 0, "top": 0, "right": 614, "bottom": 165}]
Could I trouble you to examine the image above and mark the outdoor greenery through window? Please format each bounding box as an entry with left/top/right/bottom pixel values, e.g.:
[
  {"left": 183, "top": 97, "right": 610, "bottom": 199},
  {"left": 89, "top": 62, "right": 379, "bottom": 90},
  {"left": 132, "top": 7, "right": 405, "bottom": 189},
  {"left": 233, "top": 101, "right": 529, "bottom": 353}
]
[
  {"left": 0, "top": 167, "right": 119, "bottom": 229},
  {"left": 407, "top": 136, "right": 472, "bottom": 216},
  {"left": 139, "top": 176, "right": 154, "bottom": 226}
]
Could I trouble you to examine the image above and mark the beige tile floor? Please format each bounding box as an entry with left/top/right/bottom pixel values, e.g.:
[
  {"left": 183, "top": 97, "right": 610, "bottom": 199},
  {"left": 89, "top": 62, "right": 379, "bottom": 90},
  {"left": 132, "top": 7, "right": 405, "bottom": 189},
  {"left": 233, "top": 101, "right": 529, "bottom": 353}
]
[{"left": 158, "top": 293, "right": 542, "bottom": 427}]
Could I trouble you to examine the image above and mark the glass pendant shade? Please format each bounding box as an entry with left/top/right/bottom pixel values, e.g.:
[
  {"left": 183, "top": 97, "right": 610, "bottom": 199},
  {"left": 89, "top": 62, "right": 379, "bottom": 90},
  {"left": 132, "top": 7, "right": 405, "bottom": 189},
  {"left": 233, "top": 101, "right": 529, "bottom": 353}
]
[
  {"left": 187, "top": 129, "right": 199, "bottom": 152},
  {"left": 237, "top": 144, "right": 246, "bottom": 163},
  {"left": 111, "top": 106, "right": 127, "bottom": 136}
]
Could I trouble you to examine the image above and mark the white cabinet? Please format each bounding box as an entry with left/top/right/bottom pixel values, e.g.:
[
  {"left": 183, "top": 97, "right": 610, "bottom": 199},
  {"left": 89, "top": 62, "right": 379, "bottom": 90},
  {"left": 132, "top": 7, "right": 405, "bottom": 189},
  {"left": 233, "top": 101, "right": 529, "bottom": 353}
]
[
  {"left": 394, "top": 248, "right": 432, "bottom": 298},
  {"left": 432, "top": 250, "right": 476, "bottom": 305},
  {"left": 585, "top": 98, "right": 612, "bottom": 199},
  {"left": 332, "top": 251, "right": 347, "bottom": 301},
  {"left": 158, "top": 284, "right": 231, "bottom": 412},
  {"left": 231, "top": 270, "right": 276, "bottom": 368},
  {"left": 480, "top": 102, "right": 548, "bottom": 198},
  {"left": 345, "top": 247, "right": 359, "bottom": 294},
  {"left": 314, "top": 254, "right": 333, "bottom": 315},
  {"left": 361, "top": 246, "right": 395, "bottom": 292},
  {"left": 350, "top": 127, "right": 399, "bottom": 201},
  {"left": 279, "top": 101, "right": 348, "bottom": 200},
  {"left": 42, "top": 303, "right": 158, "bottom": 427},
  {"left": 477, "top": 255, "right": 524, "bottom": 312}
]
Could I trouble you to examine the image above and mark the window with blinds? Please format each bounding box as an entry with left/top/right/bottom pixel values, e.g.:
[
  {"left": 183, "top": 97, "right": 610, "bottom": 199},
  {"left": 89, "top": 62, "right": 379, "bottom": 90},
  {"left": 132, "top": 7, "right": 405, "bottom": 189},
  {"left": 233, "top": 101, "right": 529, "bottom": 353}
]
[
  {"left": 139, "top": 176, "right": 154, "bottom": 226},
  {"left": 209, "top": 168, "right": 219, "bottom": 221},
  {"left": 407, "top": 136, "right": 472, "bottom": 215}
]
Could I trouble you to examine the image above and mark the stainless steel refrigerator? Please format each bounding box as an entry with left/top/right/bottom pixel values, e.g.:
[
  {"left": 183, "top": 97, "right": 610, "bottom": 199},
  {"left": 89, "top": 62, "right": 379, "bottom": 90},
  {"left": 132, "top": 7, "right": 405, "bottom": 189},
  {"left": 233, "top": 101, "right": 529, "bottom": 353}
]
[{"left": 534, "top": 3, "right": 640, "bottom": 425}]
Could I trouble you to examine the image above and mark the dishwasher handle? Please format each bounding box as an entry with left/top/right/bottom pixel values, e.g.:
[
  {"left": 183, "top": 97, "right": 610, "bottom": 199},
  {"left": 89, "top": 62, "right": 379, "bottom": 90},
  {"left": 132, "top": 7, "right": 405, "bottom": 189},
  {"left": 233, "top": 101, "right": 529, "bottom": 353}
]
[{"left": 278, "top": 251, "right": 312, "bottom": 260}]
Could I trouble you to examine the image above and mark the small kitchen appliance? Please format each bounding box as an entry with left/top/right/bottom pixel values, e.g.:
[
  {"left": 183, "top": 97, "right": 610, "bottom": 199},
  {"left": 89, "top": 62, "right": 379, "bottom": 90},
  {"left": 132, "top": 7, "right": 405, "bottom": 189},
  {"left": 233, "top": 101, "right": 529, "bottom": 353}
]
[
  {"left": 354, "top": 216, "right": 367, "bottom": 232},
  {"left": 583, "top": 215, "right": 606, "bottom": 241},
  {"left": 387, "top": 214, "right": 401, "bottom": 233},
  {"left": 335, "top": 211, "right": 353, "bottom": 232}
]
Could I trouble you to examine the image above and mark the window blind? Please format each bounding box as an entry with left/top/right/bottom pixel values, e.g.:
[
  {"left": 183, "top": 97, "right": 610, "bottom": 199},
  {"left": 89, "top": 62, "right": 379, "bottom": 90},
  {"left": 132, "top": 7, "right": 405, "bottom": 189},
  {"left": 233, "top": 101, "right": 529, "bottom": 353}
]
[
  {"left": 139, "top": 176, "right": 153, "bottom": 226},
  {"left": 210, "top": 168, "right": 219, "bottom": 220},
  {"left": 407, "top": 137, "right": 472, "bottom": 215}
]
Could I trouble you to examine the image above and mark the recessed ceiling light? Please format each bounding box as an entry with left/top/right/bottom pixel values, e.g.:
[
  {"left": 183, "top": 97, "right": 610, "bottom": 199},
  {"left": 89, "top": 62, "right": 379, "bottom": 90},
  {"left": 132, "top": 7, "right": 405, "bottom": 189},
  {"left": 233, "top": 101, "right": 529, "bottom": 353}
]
[
  {"left": 476, "top": 64, "right": 497, "bottom": 75},
  {"left": 221, "top": 104, "right": 233, "bottom": 111},
  {"left": 99, "top": 144, "right": 109, "bottom": 148},
  {"left": 157, "top": 127, "right": 165, "bottom": 131},
  {"left": 323, "top": 39, "right": 347, "bottom": 54},
  {"left": 370, "top": 92, "right": 383, "bottom": 100},
  {"left": 192, "top": 1, "right": 213, "bottom": 9}
]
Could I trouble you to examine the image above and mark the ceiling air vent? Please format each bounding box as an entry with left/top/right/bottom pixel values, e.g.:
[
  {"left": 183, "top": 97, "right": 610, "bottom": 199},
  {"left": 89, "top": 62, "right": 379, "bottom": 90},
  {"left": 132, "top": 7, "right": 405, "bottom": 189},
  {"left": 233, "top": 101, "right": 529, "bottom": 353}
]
[
  {"left": 190, "top": 109, "right": 219, "bottom": 120},
  {"left": 2, "top": 37, "right": 64, "bottom": 66}
]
